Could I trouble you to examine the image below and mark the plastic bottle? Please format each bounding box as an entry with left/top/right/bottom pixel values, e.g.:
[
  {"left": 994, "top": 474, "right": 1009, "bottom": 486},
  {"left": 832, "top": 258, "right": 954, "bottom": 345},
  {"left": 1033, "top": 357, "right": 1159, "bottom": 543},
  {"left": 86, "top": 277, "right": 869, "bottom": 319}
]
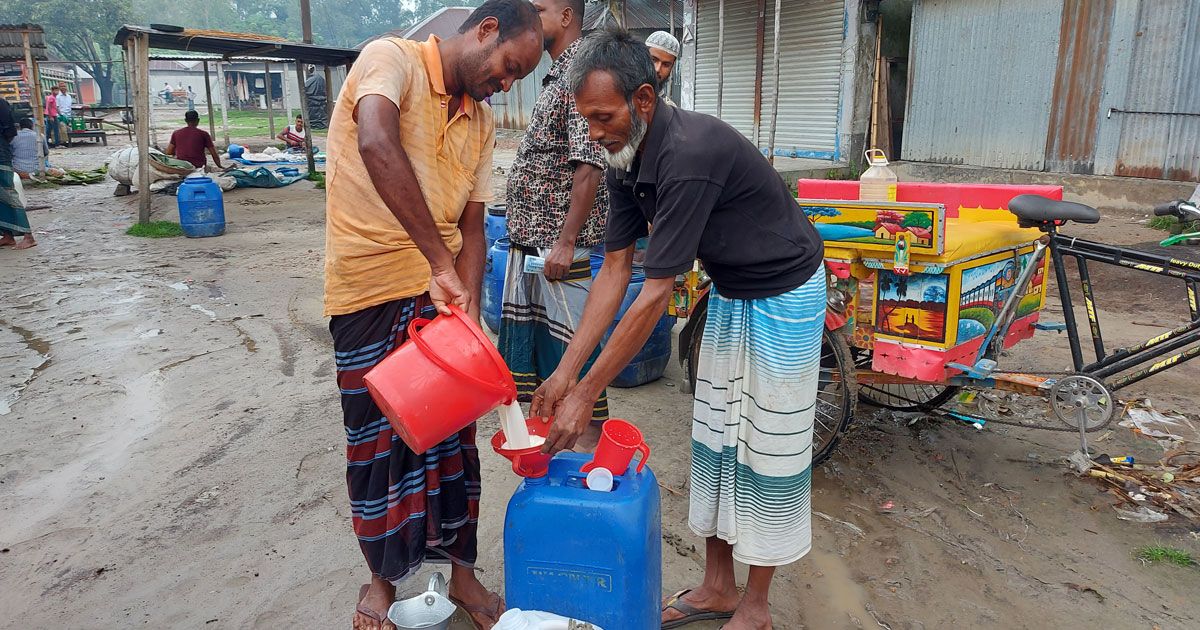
[{"left": 859, "top": 149, "right": 898, "bottom": 202}]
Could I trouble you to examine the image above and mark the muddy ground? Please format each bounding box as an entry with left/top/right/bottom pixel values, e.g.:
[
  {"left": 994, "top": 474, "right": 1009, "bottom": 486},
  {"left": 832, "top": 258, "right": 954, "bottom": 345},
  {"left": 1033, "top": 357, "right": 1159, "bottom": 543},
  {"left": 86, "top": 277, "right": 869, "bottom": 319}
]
[{"left": 1, "top": 137, "right": 1197, "bottom": 630}]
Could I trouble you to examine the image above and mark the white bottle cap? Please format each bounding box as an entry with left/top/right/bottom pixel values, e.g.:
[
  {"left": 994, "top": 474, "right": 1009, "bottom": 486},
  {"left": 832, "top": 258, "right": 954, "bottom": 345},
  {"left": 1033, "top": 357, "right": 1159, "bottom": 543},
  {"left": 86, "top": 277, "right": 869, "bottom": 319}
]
[{"left": 586, "top": 467, "right": 614, "bottom": 492}]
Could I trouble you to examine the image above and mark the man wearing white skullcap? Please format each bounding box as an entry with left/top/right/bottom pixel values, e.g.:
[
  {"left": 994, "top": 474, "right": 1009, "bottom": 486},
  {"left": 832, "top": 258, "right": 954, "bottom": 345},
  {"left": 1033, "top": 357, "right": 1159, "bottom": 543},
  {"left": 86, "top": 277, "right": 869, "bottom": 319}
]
[{"left": 645, "top": 30, "right": 679, "bottom": 106}]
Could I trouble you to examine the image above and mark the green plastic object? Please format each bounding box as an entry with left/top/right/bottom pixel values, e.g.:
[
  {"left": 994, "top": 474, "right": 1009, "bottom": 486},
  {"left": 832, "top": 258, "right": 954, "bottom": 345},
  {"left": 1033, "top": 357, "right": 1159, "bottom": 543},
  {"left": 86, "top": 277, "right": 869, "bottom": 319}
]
[{"left": 1159, "top": 231, "right": 1200, "bottom": 247}]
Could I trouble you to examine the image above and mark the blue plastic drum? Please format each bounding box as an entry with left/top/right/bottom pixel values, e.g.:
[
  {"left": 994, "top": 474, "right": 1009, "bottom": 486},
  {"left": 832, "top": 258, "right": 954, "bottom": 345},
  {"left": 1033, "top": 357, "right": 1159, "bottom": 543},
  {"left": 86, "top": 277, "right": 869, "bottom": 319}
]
[{"left": 177, "top": 175, "right": 226, "bottom": 238}]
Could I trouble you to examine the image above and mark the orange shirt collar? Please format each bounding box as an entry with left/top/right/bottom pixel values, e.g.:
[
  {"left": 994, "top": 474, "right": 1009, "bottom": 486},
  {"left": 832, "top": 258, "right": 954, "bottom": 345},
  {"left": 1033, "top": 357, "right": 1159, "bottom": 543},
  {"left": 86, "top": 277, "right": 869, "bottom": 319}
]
[{"left": 422, "top": 34, "right": 476, "bottom": 119}]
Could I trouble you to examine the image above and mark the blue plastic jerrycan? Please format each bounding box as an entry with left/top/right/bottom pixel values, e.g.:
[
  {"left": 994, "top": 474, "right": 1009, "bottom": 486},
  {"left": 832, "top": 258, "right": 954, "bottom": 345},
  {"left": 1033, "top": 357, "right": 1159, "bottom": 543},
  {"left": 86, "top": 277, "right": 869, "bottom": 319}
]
[
  {"left": 176, "top": 175, "right": 226, "bottom": 238},
  {"left": 504, "top": 452, "right": 662, "bottom": 630}
]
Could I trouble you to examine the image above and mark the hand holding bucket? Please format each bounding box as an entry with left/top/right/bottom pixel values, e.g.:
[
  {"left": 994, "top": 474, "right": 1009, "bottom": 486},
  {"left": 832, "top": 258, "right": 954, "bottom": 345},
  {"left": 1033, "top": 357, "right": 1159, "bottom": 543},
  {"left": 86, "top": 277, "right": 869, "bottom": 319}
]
[{"left": 580, "top": 419, "right": 650, "bottom": 476}]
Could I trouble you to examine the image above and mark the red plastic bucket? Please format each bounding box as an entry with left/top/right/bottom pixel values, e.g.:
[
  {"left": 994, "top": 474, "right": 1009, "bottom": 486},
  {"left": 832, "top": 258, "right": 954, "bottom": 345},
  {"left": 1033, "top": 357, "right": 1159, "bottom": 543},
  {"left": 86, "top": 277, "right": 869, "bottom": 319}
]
[
  {"left": 580, "top": 419, "right": 650, "bottom": 476},
  {"left": 364, "top": 306, "right": 516, "bottom": 454},
  {"left": 491, "top": 417, "right": 554, "bottom": 478}
]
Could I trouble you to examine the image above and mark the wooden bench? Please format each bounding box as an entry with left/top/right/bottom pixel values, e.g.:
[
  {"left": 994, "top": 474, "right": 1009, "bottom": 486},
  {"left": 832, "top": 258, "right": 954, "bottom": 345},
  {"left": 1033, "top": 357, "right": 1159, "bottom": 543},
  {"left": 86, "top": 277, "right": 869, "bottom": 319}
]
[{"left": 68, "top": 130, "right": 108, "bottom": 146}]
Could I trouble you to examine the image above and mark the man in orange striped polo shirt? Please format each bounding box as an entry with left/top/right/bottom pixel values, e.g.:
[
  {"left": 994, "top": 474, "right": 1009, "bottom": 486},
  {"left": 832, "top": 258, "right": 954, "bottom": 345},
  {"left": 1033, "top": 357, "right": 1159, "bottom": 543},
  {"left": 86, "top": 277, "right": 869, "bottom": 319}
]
[{"left": 322, "top": 2, "right": 543, "bottom": 628}]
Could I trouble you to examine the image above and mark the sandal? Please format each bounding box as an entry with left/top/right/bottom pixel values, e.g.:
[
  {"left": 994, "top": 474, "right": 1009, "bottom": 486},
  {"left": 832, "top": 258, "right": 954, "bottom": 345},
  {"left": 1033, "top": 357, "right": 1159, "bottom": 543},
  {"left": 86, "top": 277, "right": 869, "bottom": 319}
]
[
  {"left": 661, "top": 589, "right": 735, "bottom": 629},
  {"left": 355, "top": 584, "right": 397, "bottom": 630},
  {"left": 448, "top": 591, "right": 504, "bottom": 630}
]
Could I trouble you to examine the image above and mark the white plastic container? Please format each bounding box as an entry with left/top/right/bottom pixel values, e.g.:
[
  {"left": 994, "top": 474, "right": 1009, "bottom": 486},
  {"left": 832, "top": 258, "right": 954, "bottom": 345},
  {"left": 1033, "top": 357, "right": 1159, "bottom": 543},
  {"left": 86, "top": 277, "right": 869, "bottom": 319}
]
[{"left": 859, "top": 149, "right": 898, "bottom": 202}]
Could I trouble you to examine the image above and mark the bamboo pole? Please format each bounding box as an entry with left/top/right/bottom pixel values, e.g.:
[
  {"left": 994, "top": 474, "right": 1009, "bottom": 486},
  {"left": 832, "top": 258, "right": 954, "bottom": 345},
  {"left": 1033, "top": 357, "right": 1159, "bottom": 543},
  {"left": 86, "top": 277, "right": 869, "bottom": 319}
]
[
  {"left": 265, "top": 62, "right": 276, "bottom": 139},
  {"left": 130, "top": 34, "right": 152, "bottom": 223},
  {"left": 716, "top": 0, "right": 725, "bottom": 118},
  {"left": 22, "top": 33, "right": 46, "bottom": 176},
  {"left": 296, "top": 63, "right": 315, "bottom": 174},
  {"left": 282, "top": 62, "right": 294, "bottom": 123},
  {"left": 766, "top": 0, "right": 781, "bottom": 164},
  {"left": 202, "top": 60, "right": 216, "bottom": 139},
  {"left": 216, "top": 61, "right": 230, "bottom": 147}
]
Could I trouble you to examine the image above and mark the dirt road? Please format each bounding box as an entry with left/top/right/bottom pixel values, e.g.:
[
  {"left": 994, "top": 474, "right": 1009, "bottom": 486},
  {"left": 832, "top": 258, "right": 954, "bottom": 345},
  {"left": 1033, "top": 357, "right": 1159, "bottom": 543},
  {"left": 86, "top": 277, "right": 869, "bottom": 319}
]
[{"left": 1, "top": 142, "right": 1197, "bottom": 629}]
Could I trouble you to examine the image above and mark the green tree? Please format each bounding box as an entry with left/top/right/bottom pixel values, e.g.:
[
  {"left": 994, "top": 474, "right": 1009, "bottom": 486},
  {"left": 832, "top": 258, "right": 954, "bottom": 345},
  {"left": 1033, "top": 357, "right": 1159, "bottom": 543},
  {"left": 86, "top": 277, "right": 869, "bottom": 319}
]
[
  {"left": 901, "top": 212, "right": 933, "bottom": 230},
  {"left": 10, "top": 0, "right": 135, "bottom": 105}
]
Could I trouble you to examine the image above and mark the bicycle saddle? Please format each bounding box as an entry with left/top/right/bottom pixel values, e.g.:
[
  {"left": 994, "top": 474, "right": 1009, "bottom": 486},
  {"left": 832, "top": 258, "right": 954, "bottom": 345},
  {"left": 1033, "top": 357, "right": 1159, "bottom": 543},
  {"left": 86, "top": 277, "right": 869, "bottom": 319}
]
[{"left": 1008, "top": 194, "right": 1100, "bottom": 228}]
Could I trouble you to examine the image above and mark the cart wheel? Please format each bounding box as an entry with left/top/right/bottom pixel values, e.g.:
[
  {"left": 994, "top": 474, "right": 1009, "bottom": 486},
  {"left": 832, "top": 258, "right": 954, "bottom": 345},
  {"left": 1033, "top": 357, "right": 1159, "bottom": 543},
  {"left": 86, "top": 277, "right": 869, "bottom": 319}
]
[
  {"left": 686, "top": 320, "right": 855, "bottom": 466},
  {"left": 853, "top": 350, "right": 961, "bottom": 411},
  {"left": 814, "top": 330, "right": 856, "bottom": 465}
]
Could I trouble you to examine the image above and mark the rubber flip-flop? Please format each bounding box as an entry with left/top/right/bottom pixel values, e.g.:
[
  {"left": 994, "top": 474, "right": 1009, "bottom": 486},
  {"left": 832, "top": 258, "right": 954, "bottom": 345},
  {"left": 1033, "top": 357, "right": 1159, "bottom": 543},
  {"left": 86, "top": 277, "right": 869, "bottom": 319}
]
[
  {"left": 661, "top": 589, "right": 735, "bottom": 629},
  {"left": 355, "top": 584, "right": 397, "bottom": 630},
  {"left": 448, "top": 591, "right": 505, "bottom": 630}
]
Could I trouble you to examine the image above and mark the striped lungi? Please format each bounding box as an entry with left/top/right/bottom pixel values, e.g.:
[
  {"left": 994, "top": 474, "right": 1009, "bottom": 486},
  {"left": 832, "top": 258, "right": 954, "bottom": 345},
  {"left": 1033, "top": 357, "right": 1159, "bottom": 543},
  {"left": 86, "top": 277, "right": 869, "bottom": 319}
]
[
  {"left": 498, "top": 244, "right": 608, "bottom": 422},
  {"left": 689, "top": 272, "right": 825, "bottom": 566},
  {"left": 329, "top": 296, "right": 481, "bottom": 583}
]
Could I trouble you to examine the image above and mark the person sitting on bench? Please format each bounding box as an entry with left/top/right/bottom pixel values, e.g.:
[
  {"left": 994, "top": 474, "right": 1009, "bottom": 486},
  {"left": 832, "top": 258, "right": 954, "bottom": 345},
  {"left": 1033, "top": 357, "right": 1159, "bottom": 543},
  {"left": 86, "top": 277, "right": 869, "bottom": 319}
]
[{"left": 276, "top": 115, "right": 307, "bottom": 150}]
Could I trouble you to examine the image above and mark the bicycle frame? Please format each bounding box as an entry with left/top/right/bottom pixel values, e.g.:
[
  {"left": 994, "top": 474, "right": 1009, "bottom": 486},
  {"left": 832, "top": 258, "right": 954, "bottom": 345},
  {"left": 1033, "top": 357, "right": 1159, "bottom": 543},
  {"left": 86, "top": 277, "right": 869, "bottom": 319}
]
[{"left": 975, "top": 228, "right": 1200, "bottom": 392}]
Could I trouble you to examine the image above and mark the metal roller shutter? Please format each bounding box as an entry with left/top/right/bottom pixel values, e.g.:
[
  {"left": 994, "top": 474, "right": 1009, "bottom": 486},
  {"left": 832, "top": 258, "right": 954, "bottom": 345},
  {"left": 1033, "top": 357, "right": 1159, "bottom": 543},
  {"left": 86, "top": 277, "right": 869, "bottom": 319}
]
[{"left": 694, "top": 0, "right": 845, "bottom": 159}]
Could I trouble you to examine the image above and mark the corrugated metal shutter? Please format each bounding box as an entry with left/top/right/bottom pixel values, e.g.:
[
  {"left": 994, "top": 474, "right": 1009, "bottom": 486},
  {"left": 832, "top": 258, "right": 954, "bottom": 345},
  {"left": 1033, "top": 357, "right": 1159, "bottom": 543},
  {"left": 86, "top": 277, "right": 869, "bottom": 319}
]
[
  {"left": 904, "top": 0, "right": 1062, "bottom": 170},
  {"left": 695, "top": 0, "right": 844, "bottom": 159},
  {"left": 694, "top": 0, "right": 761, "bottom": 137},
  {"left": 761, "top": 0, "right": 844, "bottom": 159},
  {"left": 1111, "top": 0, "right": 1200, "bottom": 181},
  {"left": 490, "top": 52, "right": 553, "bottom": 130}
]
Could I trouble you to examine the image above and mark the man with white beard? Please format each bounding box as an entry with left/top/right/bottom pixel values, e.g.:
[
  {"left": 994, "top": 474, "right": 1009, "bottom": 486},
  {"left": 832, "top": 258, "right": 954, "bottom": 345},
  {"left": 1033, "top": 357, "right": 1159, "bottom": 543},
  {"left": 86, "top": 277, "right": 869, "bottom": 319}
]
[{"left": 531, "top": 29, "right": 826, "bottom": 630}]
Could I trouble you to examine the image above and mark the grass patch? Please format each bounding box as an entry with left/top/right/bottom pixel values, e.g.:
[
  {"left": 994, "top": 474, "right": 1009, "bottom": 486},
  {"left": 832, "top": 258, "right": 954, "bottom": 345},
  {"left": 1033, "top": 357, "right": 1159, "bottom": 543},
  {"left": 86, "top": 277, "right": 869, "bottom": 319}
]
[
  {"left": 308, "top": 171, "right": 326, "bottom": 189},
  {"left": 1148, "top": 215, "right": 1200, "bottom": 234},
  {"left": 959, "top": 306, "right": 997, "bottom": 328},
  {"left": 162, "top": 109, "right": 328, "bottom": 145},
  {"left": 1016, "top": 293, "right": 1044, "bottom": 318},
  {"left": 126, "top": 221, "right": 185, "bottom": 238},
  {"left": 1136, "top": 546, "right": 1196, "bottom": 568}
]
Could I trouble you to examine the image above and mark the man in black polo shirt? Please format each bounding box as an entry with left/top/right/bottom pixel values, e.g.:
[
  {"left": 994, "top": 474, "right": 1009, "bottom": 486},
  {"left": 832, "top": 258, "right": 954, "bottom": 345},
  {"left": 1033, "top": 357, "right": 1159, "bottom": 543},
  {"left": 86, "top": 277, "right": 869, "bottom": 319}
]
[{"left": 531, "top": 29, "right": 826, "bottom": 629}]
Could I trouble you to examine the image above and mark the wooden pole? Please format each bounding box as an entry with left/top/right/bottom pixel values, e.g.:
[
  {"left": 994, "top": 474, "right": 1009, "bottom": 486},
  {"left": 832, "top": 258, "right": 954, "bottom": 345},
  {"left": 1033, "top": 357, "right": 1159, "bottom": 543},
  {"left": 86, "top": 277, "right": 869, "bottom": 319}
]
[
  {"left": 130, "top": 34, "right": 152, "bottom": 224},
  {"left": 202, "top": 60, "right": 216, "bottom": 139},
  {"left": 869, "top": 16, "right": 883, "bottom": 151},
  {"left": 217, "top": 61, "right": 230, "bottom": 147},
  {"left": 301, "top": 0, "right": 313, "bottom": 43},
  {"left": 296, "top": 63, "right": 315, "bottom": 174},
  {"left": 716, "top": 0, "right": 725, "bottom": 118},
  {"left": 766, "top": 0, "right": 782, "bottom": 164},
  {"left": 22, "top": 32, "right": 46, "bottom": 176},
  {"left": 323, "top": 65, "right": 334, "bottom": 119},
  {"left": 265, "top": 62, "right": 276, "bottom": 139},
  {"left": 281, "top": 62, "right": 294, "bottom": 123}
]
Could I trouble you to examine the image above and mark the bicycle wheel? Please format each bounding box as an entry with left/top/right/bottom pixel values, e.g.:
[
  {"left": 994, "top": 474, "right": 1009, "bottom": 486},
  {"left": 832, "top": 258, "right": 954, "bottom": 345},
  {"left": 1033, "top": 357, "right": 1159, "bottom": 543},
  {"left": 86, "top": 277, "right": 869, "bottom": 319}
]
[
  {"left": 853, "top": 350, "right": 959, "bottom": 411},
  {"left": 687, "top": 319, "right": 855, "bottom": 466}
]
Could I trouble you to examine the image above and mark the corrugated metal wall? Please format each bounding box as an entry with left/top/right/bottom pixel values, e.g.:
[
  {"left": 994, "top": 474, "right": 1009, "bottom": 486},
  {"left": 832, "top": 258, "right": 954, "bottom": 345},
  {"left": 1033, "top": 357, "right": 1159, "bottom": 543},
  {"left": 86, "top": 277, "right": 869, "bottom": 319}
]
[
  {"left": 907, "top": 0, "right": 1199, "bottom": 181},
  {"left": 693, "top": 0, "right": 845, "bottom": 159},
  {"left": 1043, "top": 0, "right": 1114, "bottom": 174},
  {"left": 903, "top": 0, "right": 1063, "bottom": 170},
  {"left": 1108, "top": 0, "right": 1200, "bottom": 181},
  {"left": 489, "top": 52, "right": 552, "bottom": 130}
]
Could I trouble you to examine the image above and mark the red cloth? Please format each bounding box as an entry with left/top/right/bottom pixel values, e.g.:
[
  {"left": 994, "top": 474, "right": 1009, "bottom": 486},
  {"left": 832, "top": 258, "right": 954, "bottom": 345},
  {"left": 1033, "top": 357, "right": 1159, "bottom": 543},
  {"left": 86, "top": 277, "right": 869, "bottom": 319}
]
[
  {"left": 44, "top": 95, "right": 58, "bottom": 118},
  {"left": 169, "top": 126, "right": 214, "bottom": 168}
]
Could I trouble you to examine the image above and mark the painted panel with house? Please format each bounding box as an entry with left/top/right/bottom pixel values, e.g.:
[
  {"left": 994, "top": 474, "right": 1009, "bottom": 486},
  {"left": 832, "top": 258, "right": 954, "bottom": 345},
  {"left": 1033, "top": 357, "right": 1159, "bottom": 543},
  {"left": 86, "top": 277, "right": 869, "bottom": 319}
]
[{"left": 798, "top": 199, "right": 947, "bottom": 255}]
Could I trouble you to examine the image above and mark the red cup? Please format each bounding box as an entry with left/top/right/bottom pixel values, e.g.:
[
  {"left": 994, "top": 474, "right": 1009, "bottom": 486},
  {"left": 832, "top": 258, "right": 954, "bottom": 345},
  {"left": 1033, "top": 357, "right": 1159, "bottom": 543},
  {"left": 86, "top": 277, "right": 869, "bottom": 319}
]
[{"left": 580, "top": 419, "right": 650, "bottom": 476}]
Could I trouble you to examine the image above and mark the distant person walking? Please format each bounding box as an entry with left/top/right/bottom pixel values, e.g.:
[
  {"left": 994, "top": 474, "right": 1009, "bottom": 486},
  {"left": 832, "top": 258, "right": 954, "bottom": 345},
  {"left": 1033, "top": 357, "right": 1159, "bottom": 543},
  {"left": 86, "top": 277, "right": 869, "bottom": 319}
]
[
  {"left": 186, "top": 86, "right": 195, "bottom": 110},
  {"left": 43, "top": 86, "right": 61, "bottom": 147},
  {"left": 1, "top": 98, "right": 36, "bottom": 249},
  {"left": 55, "top": 84, "right": 73, "bottom": 143}
]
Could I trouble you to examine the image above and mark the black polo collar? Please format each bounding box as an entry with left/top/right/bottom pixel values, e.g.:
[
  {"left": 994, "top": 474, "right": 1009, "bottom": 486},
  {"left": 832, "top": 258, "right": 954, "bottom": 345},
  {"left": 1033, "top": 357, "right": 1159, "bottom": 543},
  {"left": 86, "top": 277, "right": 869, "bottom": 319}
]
[{"left": 631, "top": 99, "right": 673, "bottom": 186}]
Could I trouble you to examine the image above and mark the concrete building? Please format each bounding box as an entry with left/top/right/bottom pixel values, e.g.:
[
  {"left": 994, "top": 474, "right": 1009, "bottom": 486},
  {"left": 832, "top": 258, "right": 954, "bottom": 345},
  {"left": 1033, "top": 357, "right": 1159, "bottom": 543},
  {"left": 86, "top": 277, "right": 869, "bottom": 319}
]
[{"left": 902, "top": 0, "right": 1199, "bottom": 182}]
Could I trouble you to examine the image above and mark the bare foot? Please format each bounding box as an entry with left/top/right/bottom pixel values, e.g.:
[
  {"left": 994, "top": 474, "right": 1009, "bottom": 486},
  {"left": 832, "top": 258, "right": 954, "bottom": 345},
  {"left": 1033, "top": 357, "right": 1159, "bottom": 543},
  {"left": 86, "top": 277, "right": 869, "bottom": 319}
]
[
  {"left": 13, "top": 236, "right": 36, "bottom": 250},
  {"left": 448, "top": 569, "right": 504, "bottom": 629},
  {"left": 0, "top": 235, "right": 14, "bottom": 247},
  {"left": 661, "top": 585, "right": 740, "bottom": 625},
  {"left": 721, "top": 598, "right": 772, "bottom": 630},
  {"left": 573, "top": 422, "right": 604, "bottom": 454},
  {"left": 354, "top": 579, "right": 397, "bottom": 630}
]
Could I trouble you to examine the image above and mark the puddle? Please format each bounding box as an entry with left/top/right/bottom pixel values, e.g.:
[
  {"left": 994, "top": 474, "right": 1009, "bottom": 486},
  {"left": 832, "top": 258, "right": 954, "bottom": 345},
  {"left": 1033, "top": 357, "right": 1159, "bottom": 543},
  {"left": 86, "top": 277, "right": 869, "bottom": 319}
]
[
  {"left": 0, "top": 318, "right": 51, "bottom": 415},
  {"left": 169, "top": 282, "right": 189, "bottom": 291}
]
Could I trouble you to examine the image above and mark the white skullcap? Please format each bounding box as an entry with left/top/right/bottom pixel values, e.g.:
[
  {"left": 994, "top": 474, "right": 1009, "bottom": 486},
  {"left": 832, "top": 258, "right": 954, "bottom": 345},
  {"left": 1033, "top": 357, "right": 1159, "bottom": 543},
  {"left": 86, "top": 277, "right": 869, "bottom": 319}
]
[{"left": 645, "top": 31, "right": 680, "bottom": 58}]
